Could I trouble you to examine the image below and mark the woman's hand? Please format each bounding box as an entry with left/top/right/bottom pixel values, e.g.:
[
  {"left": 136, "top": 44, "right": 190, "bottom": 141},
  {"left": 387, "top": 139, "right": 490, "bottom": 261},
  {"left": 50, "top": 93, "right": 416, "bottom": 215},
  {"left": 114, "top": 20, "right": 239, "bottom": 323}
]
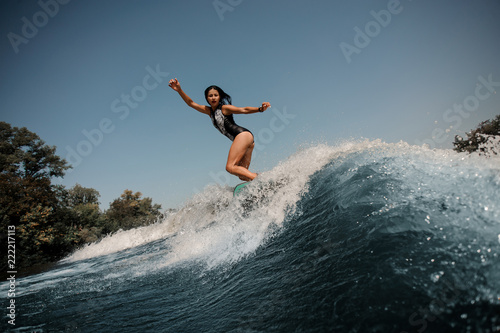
[
  {"left": 260, "top": 102, "right": 271, "bottom": 112},
  {"left": 168, "top": 78, "right": 181, "bottom": 92},
  {"left": 169, "top": 78, "right": 210, "bottom": 115}
]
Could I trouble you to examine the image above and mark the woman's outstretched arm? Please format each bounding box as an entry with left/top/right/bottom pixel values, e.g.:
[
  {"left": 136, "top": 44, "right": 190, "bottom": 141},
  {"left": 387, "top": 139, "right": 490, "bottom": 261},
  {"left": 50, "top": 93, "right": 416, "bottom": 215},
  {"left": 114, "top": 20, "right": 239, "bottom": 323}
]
[
  {"left": 222, "top": 102, "right": 271, "bottom": 115},
  {"left": 169, "top": 78, "right": 209, "bottom": 115}
]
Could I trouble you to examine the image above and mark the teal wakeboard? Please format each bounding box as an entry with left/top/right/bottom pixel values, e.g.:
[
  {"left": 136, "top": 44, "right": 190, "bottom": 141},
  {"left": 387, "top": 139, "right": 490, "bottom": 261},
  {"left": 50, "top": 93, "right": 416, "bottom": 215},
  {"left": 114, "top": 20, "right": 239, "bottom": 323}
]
[{"left": 233, "top": 181, "right": 251, "bottom": 196}]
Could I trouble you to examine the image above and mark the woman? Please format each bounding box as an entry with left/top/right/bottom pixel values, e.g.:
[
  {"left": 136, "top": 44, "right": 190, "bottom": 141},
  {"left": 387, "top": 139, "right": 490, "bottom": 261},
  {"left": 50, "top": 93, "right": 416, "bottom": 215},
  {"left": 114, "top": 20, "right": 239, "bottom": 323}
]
[{"left": 168, "top": 78, "right": 271, "bottom": 181}]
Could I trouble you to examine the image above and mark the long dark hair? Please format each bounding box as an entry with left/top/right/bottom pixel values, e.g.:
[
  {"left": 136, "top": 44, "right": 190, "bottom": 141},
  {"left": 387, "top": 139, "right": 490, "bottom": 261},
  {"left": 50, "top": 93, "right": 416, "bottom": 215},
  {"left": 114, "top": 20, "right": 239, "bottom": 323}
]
[{"left": 204, "top": 85, "right": 232, "bottom": 106}]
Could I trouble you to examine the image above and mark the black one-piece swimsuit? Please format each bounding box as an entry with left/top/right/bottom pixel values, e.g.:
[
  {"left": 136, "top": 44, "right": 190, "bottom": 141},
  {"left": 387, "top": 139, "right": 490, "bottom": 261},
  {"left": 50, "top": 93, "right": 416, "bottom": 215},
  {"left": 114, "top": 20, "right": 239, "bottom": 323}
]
[{"left": 209, "top": 107, "right": 252, "bottom": 141}]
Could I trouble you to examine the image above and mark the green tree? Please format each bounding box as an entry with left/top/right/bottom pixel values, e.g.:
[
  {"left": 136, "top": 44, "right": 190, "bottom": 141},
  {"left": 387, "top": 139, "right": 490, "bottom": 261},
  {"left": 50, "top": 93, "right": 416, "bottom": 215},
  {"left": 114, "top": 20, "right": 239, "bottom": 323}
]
[
  {"left": 62, "top": 184, "right": 106, "bottom": 243},
  {"left": 0, "top": 122, "right": 70, "bottom": 223},
  {"left": 67, "top": 183, "right": 100, "bottom": 207},
  {"left": 0, "top": 122, "right": 69, "bottom": 179},
  {"left": 453, "top": 115, "right": 500, "bottom": 155},
  {"left": 105, "top": 190, "right": 162, "bottom": 233},
  {"left": 76, "top": 185, "right": 105, "bottom": 242},
  {"left": 0, "top": 121, "right": 166, "bottom": 272},
  {"left": 0, "top": 122, "right": 73, "bottom": 268}
]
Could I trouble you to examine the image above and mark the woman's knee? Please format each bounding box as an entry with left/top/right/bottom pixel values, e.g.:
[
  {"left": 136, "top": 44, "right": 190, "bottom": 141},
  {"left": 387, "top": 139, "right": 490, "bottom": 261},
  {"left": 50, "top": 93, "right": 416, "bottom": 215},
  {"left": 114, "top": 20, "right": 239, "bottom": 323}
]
[{"left": 226, "top": 164, "right": 236, "bottom": 174}]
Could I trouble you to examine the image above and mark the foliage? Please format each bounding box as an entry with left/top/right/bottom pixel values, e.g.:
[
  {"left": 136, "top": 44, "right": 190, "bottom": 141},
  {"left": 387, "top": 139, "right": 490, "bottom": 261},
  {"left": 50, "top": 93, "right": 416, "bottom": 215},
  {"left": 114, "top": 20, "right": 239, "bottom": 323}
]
[
  {"left": 453, "top": 115, "right": 500, "bottom": 155},
  {"left": 0, "top": 121, "right": 70, "bottom": 178},
  {"left": 0, "top": 122, "right": 74, "bottom": 269},
  {"left": 105, "top": 190, "right": 163, "bottom": 233},
  {"left": 0, "top": 122, "right": 163, "bottom": 273},
  {"left": 16, "top": 204, "right": 78, "bottom": 266},
  {"left": 68, "top": 183, "right": 100, "bottom": 207}
]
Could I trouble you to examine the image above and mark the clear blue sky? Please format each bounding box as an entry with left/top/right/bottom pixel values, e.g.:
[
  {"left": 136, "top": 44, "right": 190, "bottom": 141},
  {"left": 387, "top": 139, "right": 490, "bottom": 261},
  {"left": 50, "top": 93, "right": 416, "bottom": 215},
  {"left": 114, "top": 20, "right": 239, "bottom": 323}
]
[{"left": 1, "top": 0, "right": 499, "bottom": 210}]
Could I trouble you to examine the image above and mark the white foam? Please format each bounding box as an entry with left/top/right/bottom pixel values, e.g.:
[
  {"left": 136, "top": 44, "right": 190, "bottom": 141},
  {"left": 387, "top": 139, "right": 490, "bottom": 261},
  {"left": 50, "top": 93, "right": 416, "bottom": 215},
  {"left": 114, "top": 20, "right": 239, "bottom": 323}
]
[
  {"left": 65, "top": 220, "right": 173, "bottom": 262},
  {"left": 65, "top": 143, "right": 348, "bottom": 265}
]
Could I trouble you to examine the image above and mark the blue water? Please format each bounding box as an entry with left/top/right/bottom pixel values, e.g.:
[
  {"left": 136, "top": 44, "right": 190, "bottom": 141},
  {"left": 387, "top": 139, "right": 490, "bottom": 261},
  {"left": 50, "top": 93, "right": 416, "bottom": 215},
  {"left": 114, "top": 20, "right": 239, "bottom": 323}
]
[{"left": 2, "top": 140, "right": 500, "bottom": 332}]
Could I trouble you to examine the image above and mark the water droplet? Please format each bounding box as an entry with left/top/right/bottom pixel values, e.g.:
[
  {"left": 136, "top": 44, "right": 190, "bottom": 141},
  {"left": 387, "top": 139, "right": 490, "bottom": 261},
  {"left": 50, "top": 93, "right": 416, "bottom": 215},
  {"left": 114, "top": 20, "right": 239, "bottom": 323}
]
[{"left": 431, "top": 271, "right": 444, "bottom": 282}]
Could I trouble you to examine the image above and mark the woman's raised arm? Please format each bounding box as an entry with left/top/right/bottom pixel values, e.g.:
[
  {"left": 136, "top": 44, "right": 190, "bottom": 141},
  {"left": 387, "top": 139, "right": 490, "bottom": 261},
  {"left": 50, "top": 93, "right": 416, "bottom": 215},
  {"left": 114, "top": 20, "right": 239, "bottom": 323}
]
[
  {"left": 222, "top": 102, "right": 271, "bottom": 116},
  {"left": 169, "top": 78, "right": 209, "bottom": 115}
]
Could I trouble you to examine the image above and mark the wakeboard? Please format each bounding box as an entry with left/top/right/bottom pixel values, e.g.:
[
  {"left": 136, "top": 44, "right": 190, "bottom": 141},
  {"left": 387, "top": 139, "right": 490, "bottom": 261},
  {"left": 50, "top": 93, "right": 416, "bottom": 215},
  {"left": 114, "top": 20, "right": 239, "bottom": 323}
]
[{"left": 233, "top": 181, "right": 252, "bottom": 196}]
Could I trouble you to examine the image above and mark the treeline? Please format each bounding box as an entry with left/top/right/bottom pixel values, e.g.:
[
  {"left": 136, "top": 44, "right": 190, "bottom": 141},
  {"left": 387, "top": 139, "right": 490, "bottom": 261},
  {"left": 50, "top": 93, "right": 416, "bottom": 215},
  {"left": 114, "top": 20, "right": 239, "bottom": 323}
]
[
  {"left": 0, "top": 122, "right": 164, "bottom": 273},
  {"left": 453, "top": 114, "right": 500, "bottom": 155}
]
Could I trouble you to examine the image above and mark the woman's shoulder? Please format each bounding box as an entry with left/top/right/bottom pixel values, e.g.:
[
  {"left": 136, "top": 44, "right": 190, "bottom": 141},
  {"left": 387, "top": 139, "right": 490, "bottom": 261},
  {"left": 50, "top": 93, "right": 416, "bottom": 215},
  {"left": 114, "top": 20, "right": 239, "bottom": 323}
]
[{"left": 220, "top": 104, "right": 237, "bottom": 116}]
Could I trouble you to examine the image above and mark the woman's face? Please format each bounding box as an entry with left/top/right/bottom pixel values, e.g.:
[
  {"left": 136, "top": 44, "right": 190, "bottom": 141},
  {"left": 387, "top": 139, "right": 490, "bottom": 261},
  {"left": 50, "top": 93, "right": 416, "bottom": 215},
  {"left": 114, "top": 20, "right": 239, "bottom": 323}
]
[{"left": 207, "top": 89, "right": 220, "bottom": 107}]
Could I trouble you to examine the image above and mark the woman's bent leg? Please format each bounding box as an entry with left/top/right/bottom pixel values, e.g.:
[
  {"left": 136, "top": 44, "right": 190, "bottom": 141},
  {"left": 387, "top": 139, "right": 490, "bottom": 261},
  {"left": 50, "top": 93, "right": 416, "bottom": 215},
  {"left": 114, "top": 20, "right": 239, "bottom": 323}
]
[
  {"left": 226, "top": 132, "right": 257, "bottom": 181},
  {"left": 238, "top": 140, "right": 254, "bottom": 169}
]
